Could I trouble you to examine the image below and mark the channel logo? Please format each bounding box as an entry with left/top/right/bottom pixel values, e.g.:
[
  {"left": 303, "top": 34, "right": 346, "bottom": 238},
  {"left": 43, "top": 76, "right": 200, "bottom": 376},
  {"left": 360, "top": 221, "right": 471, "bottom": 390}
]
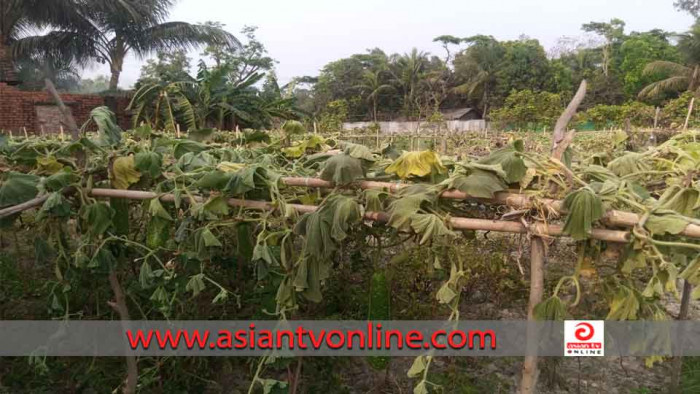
[{"left": 564, "top": 320, "right": 604, "bottom": 356}]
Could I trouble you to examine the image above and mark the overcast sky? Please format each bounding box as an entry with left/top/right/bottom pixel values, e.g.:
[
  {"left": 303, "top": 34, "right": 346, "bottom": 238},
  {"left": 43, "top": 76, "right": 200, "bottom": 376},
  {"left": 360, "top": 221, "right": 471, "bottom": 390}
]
[{"left": 83, "top": 0, "right": 695, "bottom": 88}]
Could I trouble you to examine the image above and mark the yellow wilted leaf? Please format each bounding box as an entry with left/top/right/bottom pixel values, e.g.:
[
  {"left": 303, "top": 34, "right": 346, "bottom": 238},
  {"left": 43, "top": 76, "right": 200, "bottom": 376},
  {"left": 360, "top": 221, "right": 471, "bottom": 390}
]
[
  {"left": 36, "top": 156, "right": 64, "bottom": 174},
  {"left": 216, "top": 162, "right": 245, "bottom": 173},
  {"left": 111, "top": 156, "right": 141, "bottom": 189},
  {"left": 385, "top": 151, "right": 446, "bottom": 179}
]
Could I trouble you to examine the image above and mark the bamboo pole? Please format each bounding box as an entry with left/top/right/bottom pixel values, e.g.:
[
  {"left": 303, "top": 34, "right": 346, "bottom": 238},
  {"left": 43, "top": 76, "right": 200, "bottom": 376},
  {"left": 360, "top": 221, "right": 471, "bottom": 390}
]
[
  {"left": 520, "top": 236, "right": 546, "bottom": 394},
  {"left": 84, "top": 189, "right": 632, "bottom": 242},
  {"left": 654, "top": 107, "right": 660, "bottom": 129},
  {"left": 684, "top": 97, "right": 695, "bottom": 130}
]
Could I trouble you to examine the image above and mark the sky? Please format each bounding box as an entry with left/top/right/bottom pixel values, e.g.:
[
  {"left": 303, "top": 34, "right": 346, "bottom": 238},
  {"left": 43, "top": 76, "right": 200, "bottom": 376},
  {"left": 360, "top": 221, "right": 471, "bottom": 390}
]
[{"left": 83, "top": 0, "right": 696, "bottom": 89}]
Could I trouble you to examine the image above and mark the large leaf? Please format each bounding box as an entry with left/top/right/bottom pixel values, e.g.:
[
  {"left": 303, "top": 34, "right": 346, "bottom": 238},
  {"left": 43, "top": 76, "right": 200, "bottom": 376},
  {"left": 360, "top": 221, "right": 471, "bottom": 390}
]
[
  {"left": 655, "top": 185, "right": 698, "bottom": 216},
  {"left": 320, "top": 154, "right": 365, "bottom": 184},
  {"left": 342, "top": 142, "right": 378, "bottom": 161},
  {"left": 111, "top": 156, "right": 142, "bottom": 190},
  {"left": 562, "top": 187, "right": 603, "bottom": 241},
  {"left": 0, "top": 172, "right": 39, "bottom": 208},
  {"left": 385, "top": 151, "right": 447, "bottom": 180},
  {"left": 607, "top": 152, "right": 650, "bottom": 177},
  {"left": 173, "top": 140, "right": 207, "bottom": 159},
  {"left": 81, "top": 203, "right": 115, "bottom": 238},
  {"left": 445, "top": 167, "right": 507, "bottom": 199},
  {"left": 479, "top": 140, "right": 527, "bottom": 183},
  {"left": 134, "top": 151, "right": 163, "bottom": 178},
  {"left": 410, "top": 213, "right": 456, "bottom": 245},
  {"left": 387, "top": 185, "right": 439, "bottom": 231}
]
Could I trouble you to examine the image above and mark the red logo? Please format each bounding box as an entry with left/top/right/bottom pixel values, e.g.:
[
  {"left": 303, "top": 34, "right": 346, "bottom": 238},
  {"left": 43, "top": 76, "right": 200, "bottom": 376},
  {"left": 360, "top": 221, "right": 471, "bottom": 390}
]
[{"left": 574, "top": 322, "right": 594, "bottom": 341}]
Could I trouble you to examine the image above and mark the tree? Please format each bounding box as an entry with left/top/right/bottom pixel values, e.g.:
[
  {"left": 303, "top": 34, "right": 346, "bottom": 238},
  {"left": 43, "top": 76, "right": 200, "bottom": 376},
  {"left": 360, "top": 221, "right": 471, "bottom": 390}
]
[
  {"left": 135, "top": 50, "right": 193, "bottom": 88},
  {"left": 77, "top": 75, "right": 111, "bottom": 93},
  {"left": 675, "top": 0, "right": 700, "bottom": 17},
  {"left": 453, "top": 35, "right": 505, "bottom": 118},
  {"left": 639, "top": 22, "right": 700, "bottom": 99},
  {"left": 582, "top": 18, "right": 626, "bottom": 77},
  {"left": 433, "top": 35, "right": 462, "bottom": 64},
  {"left": 619, "top": 30, "right": 680, "bottom": 99},
  {"left": 355, "top": 70, "right": 395, "bottom": 122},
  {"left": 0, "top": 0, "right": 84, "bottom": 84},
  {"left": 494, "top": 37, "right": 553, "bottom": 99},
  {"left": 388, "top": 49, "right": 431, "bottom": 119},
  {"left": 20, "top": 1, "right": 238, "bottom": 90}
]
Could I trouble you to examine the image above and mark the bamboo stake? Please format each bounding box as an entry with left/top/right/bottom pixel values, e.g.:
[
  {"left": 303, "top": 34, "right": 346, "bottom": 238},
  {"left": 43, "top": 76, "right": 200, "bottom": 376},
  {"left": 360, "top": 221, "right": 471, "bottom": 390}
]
[
  {"left": 23, "top": 127, "right": 28, "bottom": 139},
  {"left": 654, "top": 107, "right": 660, "bottom": 129},
  {"left": 60, "top": 126, "right": 65, "bottom": 141},
  {"left": 520, "top": 236, "right": 546, "bottom": 394},
  {"left": 684, "top": 97, "right": 695, "bottom": 130}
]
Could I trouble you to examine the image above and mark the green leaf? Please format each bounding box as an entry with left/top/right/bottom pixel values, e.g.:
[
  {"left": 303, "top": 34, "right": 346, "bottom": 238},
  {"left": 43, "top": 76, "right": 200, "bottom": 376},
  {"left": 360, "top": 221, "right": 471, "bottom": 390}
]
[
  {"left": 364, "top": 189, "right": 388, "bottom": 212},
  {"left": 606, "top": 286, "right": 640, "bottom": 320},
  {"left": 173, "top": 140, "right": 207, "bottom": 159},
  {"left": 645, "top": 212, "right": 690, "bottom": 235},
  {"left": 196, "top": 170, "right": 233, "bottom": 190},
  {"left": 656, "top": 186, "right": 698, "bottom": 216},
  {"left": 320, "top": 154, "right": 365, "bottom": 184},
  {"left": 111, "top": 156, "right": 141, "bottom": 189},
  {"left": 36, "top": 192, "right": 71, "bottom": 220},
  {"left": 436, "top": 282, "right": 458, "bottom": 304},
  {"left": 342, "top": 142, "right": 378, "bottom": 161},
  {"left": 387, "top": 186, "right": 439, "bottom": 232},
  {"left": 186, "top": 274, "right": 206, "bottom": 296},
  {"left": 562, "top": 188, "right": 603, "bottom": 241},
  {"left": 42, "top": 170, "right": 78, "bottom": 192},
  {"left": 446, "top": 168, "right": 507, "bottom": 199},
  {"left": 0, "top": 172, "right": 39, "bottom": 208},
  {"left": 203, "top": 195, "right": 230, "bottom": 217},
  {"left": 479, "top": 140, "right": 527, "bottom": 183},
  {"left": 202, "top": 228, "right": 222, "bottom": 247},
  {"left": 134, "top": 151, "right": 163, "bottom": 178},
  {"left": 407, "top": 356, "right": 427, "bottom": 378},
  {"left": 410, "top": 214, "right": 455, "bottom": 245},
  {"left": 139, "top": 261, "right": 154, "bottom": 288},
  {"left": 89, "top": 106, "right": 122, "bottom": 146},
  {"left": 607, "top": 152, "right": 649, "bottom": 176},
  {"left": 149, "top": 198, "right": 172, "bottom": 221},
  {"left": 533, "top": 296, "right": 567, "bottom": 320},
  {"left": 81, "top": 203, "right": 115, "bottom": 237},
  {"left": 282, "top": 120, "right": 306, "bottom": 135}
]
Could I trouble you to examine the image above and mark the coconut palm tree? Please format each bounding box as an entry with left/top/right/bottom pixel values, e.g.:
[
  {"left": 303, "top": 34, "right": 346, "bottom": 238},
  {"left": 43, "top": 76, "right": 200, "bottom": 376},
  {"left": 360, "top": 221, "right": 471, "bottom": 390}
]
[
  {"left": 355, "top": 70, "right": 395, "bottom": 122},
  {"left": 389, "top": 49, "right": 429, "bottom": 119},
  {"left": 0, "top": 0, "right": 84, "bottom": 84},
  {"left": 17, "top": 0, "right": 238, "bottom": 90},
  {"left": 639, "top": 21, "right": 700, "bottom": 98},
  {"left": 453, "top": 35, "right": 504, "bottom": 119}
]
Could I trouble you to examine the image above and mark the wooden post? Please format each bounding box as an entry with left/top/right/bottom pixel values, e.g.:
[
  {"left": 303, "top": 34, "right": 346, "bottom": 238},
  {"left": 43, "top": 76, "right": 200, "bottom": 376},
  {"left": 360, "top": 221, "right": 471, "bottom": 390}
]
[
  {"left": 684, "top": 97, "right": 695, "bottom": 130},
  {"left": 654, "top": 107, "right": 660, "bottom": 129},
  {"left": 669, "top": 280, "right": 693, "bottom": 392},
  {"left": 60, "top": 126, "right": 65, "bottom": 141},
  {"left": 176, "top": 124, "right": 181, "bottom": 138},
  {"left": 520, "top": 236, "right": 546, "bottom": 394}
]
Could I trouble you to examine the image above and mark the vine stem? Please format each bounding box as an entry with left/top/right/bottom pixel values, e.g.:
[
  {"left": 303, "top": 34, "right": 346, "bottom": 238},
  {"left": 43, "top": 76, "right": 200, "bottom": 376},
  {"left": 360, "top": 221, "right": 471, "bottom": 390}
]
[{"left": 107, "top": 269, "right": 138, "bottom": 394}]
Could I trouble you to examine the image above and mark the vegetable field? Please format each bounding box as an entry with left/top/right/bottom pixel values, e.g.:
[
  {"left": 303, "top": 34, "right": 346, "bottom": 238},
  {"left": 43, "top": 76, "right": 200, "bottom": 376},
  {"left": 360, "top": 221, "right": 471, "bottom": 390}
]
[{"left": 2, "top": 109, "right": 700, "bottom": 393}]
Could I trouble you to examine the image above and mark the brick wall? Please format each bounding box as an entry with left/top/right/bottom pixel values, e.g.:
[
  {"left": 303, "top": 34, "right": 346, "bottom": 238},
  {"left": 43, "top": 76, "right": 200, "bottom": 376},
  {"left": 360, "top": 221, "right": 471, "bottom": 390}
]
[{"left": 0, "top": 83, "right": 132, "bottom": 134}]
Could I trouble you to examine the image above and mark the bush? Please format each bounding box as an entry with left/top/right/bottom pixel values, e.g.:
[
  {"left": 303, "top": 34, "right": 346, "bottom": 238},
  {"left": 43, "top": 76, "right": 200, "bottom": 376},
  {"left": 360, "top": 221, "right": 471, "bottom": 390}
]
[
  {"left": 490, "top": 89, "right": 564, "bottom": 130},
  {"left": 579, "top": 102, "right": 655, "bottom": 129},
  {"left": 659, "top": 92, "right": 700, "bottom": 129}
]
